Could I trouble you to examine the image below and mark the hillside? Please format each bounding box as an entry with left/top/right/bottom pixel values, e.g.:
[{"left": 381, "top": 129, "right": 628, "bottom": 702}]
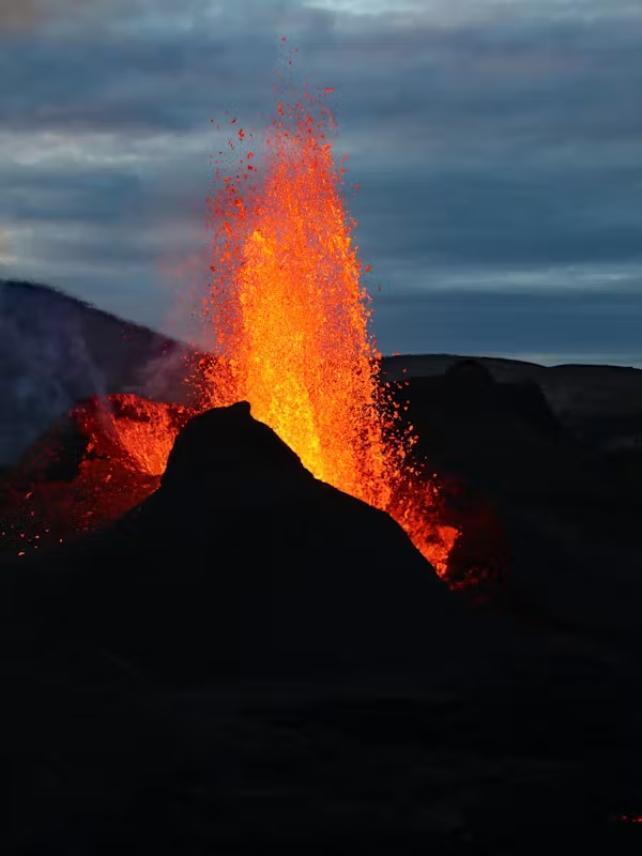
[
  {"left": 384, "top": 353, "right": 642, "bottom": 453},
  {"left": 0, "top": 280, "right": 191, "bottom": 465},
  {"left": 4, "top": 280, "right": 642, "bottom": 468}
]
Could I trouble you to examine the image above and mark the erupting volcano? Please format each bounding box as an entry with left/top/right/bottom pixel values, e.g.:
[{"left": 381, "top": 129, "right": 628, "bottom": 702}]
[
  {"left": 200, "top": 92, "right": 458, "bottom": 574},
  {"left": 1, "top": 88, "right": 459, "bottom": 578}
]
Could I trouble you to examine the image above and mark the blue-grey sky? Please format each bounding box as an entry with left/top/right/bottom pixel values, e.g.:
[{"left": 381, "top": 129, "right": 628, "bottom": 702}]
[{"left": 1, "top": 0, "right": 642, "bottom": 364}]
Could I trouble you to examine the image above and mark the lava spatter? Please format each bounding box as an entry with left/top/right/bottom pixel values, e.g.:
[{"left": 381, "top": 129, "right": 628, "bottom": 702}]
[{"left": 203, "top": 92, "right": 457, "bottom": 574}]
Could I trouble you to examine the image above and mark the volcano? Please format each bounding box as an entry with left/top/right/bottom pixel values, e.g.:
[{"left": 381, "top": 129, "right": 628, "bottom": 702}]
[
  {"left": 4, "top": 402, "right": 473, "bottom": 678},
  {"left": 0, "top": 92, "right": 462, "bottom": 582},
  {"left": 3, "top": 80, "right": 642, "bottom": 853},
  {"left": 3, "top": 399, "right": 639, "bottom": 854}
]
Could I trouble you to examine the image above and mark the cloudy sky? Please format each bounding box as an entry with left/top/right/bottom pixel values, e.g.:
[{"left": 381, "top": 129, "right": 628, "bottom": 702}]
[{"left": 1, "top": 0, "right": 642, "bottom": 364}]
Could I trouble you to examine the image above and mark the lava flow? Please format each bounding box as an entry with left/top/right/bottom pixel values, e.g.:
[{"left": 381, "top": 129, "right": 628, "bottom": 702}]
[{"left": 200, "top": 92, "right": 458, "bottom": 574}]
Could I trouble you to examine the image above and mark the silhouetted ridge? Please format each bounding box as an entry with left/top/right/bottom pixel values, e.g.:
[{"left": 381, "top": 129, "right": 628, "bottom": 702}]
[
  {"left": 4, "top": 404, "right": 471, "bottom": 679},
  {"left": 162, "top": 400, "right": 309, "bottom": 503}
]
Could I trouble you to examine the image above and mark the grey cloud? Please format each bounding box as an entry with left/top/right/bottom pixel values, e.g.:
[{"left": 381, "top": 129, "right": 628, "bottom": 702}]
[
  {"left": 1, "top": 0, "right": 641, "bottom": 361},
  {"left": 372, "top": 288, "right": 642, "bottom": 364},
  {"left": 0, "top": 0, "right": 54, "bottom": 31},
  {"left": 0, "top": 0, "right": 98, "bottom": 32},
  {"left": 351, "top": 163, "right": 642, "bottom": 270},
  {"left": 0, "top": 164, "right": 145, "bottom": 224},
  {"left": 3, "top": 2, "right": 642, "bottom": 148}
]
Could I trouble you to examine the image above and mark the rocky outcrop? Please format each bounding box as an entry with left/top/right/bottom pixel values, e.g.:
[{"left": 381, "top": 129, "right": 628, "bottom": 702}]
[{"left": 3, "top": 402, "right": 472, "bottom": 679}]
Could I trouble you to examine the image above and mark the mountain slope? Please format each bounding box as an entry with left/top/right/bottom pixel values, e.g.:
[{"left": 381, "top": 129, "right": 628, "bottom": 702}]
[{"left": 0, "top": 280, "right": 190, "bottom": 465}]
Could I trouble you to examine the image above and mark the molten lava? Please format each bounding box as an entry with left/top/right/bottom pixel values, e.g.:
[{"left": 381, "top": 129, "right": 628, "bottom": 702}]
[
  {"left": 202, "top": 93, "right": 457, "bottom": 574},
  {"left": 76, "top": 393, "right": 189, "bottom": 478},
  {"left": 0, "top": 395, "right": 191, "bottom": 557}
]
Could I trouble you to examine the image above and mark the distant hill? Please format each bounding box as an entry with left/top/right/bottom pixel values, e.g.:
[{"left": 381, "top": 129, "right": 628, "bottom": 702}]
[
  {"left": 0, "top": 280, "right": 191, "bottom": 466},
  {"left": 383, "top": 353, "right": 642, "bottom": 453},
  {"left": 3, "top": 279, "right": 642, "bottom": 466}
]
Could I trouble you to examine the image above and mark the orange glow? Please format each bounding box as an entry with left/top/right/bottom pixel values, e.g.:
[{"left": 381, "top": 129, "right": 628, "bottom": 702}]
[
  {"left": 202, "top": 92, "right": 457, "bottom": 574},
  {"left": 76, "top": 393, "right": 189, "bottom": 477},
  {"left": 0, "top": 395, "right": 191, "bottom": 558}
]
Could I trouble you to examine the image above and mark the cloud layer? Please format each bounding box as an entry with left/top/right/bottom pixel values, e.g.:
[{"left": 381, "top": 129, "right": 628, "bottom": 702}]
[{"left": 1, "top": 0, "right": 641, "bottom": 363}]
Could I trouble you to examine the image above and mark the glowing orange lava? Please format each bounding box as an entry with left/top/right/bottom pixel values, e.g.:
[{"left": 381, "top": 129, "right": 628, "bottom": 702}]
[
  {"left": 0, "top": 395, "right": 191, "bottom": 558},
  {"left": 76, "top": 393, "right": 189, "bottom": 478},
  {"left": 202, "top": 92, "right": 458, "bottom": 574}
]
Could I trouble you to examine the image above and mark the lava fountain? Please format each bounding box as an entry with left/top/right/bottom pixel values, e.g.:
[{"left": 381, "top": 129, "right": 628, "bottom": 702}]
[
  {"left": 200, "top": 93, "right": 457, "bottom": 574},
  {"left": 0, "top": 89, "right": 460, "bottom": 576}
]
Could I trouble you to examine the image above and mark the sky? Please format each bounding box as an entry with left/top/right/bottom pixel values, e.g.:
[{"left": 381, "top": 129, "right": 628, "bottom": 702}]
[{"left": 1, "top": 0, "right": 642, "bottom": 364}]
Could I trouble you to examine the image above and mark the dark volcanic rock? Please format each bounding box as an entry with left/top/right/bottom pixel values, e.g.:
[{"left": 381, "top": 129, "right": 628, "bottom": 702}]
[
  {"left": 4, "top": 402, "right": 472, "bottom": 679},
  {"left": 383, "top": 352, "right": 642, "bottom": 455},
  {"left": 3, "top": 404, "right": 640, "bottom": 855},
  {"left": 391, "top": 357, "right": 642, "bottom": 638}
]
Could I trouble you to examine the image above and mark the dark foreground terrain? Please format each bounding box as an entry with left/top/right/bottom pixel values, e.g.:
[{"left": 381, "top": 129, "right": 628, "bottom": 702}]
[{"left": 2, "top": 281, "right": 642, "bottom": 853}]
